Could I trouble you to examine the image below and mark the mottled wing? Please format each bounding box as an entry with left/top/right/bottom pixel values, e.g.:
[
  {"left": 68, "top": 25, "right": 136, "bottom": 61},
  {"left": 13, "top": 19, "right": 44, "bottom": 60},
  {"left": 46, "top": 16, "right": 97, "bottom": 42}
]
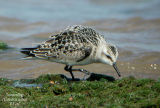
[
  {"left": 76, "top": 26, "right": 101, "bottom": 46},
  {"left": 31, "top": 30, "right": 92, "bottom": 62}
]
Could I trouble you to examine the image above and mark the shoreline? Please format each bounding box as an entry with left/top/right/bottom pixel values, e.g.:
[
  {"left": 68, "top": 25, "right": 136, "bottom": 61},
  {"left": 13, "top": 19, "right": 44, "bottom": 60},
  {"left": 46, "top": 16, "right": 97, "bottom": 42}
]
[{"left": 0, "top": 16, "right": 160, "bottom": 80}]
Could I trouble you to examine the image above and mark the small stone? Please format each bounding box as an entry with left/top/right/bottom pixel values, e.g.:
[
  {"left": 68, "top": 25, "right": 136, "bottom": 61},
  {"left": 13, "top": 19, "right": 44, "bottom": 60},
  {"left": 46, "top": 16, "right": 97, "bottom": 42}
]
[
  {"left": 131, "top": 67, "right": 135, "bottom": 70},
  {"left": 50, "top": 81, "right": 55, "bottom": 84},
  {"left": 8, "top": 80, "right": 12, "bottom": 82},
  {"left": 37, "top": 86, "right": 40, "bottom": 89},
  {"left": 154, "top": 64, "right": 157, "bottom": 66},
  {"left": 69, "top": 97, "right": 73, "bottom": 101},
  {"left": 154, "top": 67, "right": 157, "bottom": 70}
]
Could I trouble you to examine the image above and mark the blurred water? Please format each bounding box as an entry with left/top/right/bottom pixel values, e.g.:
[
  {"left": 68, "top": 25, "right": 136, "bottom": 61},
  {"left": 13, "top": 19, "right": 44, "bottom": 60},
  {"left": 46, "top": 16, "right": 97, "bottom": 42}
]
[
  {"left": 0, "top": 0, "right": 160, "bottom": 52},
  {"left": 0, "top": 0, "right": 160, "bottom": 23},
  {"left": 0, "top": 0, "right": 160, "bottom": 79}
]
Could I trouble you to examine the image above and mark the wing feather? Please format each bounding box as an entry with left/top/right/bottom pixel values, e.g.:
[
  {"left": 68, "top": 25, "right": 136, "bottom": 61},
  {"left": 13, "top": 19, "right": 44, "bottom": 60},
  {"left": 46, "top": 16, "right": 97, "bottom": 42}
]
[{"left": 30, "top": 25, "right": 101, "bottom": 62}]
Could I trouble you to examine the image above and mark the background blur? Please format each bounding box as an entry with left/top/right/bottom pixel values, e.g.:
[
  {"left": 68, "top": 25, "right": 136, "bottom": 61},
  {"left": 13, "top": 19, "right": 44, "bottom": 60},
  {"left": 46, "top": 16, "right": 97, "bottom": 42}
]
[{"left": 0, "top": 0, "right": 160, "bottom": 79}]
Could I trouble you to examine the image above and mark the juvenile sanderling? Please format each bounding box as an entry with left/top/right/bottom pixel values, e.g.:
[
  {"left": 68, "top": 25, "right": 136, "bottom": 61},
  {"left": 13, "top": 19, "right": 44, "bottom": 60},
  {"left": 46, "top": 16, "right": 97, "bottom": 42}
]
[{"left": 21, "top": 25, "right": 120, "bottom": 80}]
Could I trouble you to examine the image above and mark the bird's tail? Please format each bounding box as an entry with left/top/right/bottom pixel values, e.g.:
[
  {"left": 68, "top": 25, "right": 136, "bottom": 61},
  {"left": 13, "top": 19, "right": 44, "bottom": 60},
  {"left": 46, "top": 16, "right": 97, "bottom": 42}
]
[{"left": 20, "top": 46, "right": 40, "bottom": 59}]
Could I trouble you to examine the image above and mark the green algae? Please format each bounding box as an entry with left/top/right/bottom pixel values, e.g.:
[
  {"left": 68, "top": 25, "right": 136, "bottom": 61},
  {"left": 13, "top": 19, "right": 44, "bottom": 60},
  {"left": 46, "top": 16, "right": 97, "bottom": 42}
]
[
  {"left": 0, "top": 74, "right": 160, "bottom": 108},
  {"left": 0, "top": 41, "right": 8, "bottom": 50}
]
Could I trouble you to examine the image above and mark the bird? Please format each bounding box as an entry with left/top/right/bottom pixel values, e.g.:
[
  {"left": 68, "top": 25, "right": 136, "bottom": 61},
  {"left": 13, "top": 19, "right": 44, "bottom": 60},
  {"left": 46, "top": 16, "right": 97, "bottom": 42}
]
[{"left": 21, "top": 25, "right": 121, "bottom": 80}]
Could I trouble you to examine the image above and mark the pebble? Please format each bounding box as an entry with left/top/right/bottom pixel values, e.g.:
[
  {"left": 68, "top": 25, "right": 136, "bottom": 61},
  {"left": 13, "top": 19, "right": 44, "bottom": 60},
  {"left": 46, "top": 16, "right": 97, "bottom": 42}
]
[
  {"left": 131, "top": 67, "right": 135, "bottom": 70},
  {"left": 50, "top": 81, "right": 55, "bottom": 84},
  {"left": 154, "top": 67, "right": 157, "bottom": 70},
  {"left": 150, "top": 64, "right": 158, "bottom": 70},
  {"left": 69, "top": 97, "right": 73, "bottom": 101}
]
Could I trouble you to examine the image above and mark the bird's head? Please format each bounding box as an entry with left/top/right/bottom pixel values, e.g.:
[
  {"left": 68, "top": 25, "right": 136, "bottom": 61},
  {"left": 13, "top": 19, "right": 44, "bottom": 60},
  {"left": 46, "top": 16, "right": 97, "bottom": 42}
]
[{"left": 100, "top": 44, "right": 121, "bottom": 77}]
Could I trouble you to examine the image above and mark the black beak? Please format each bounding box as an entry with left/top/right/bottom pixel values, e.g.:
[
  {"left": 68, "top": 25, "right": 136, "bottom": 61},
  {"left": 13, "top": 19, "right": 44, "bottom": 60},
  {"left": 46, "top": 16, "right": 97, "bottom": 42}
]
[{"left": 113, "top": 63, "right": 121, "bottom": 77}]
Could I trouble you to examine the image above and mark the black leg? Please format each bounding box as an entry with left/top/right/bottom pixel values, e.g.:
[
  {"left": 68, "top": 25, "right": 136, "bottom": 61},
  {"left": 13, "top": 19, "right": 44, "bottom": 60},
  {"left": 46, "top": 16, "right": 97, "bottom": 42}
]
[
  {"left": 64, "top": 65, "right": 75, "bottom": 80},
  {"left": 71, "top": 68, "right": 91, "bottom": 80},
  {"left": 64, "top": 65, "right": 91, "bottom": 80}
]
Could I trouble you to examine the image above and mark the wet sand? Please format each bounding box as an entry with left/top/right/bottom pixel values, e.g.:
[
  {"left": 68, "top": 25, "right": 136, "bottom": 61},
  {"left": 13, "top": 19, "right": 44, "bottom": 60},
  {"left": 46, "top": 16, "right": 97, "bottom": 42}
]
[{"left": 0, "top": 16, "right": 160, "bottom": 80}]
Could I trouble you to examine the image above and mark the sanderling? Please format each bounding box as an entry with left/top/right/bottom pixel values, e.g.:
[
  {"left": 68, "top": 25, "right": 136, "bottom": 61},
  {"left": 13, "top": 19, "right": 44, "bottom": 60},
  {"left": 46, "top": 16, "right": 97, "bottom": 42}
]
[{"left": 21, "top": 25, "right": 120, "bottom": 80}]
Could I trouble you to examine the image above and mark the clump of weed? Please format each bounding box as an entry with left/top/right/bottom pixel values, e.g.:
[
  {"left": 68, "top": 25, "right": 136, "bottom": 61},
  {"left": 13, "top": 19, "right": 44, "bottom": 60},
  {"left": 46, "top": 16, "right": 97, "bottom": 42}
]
[
  {"left": 0, "top": 41, "right": 8, "bottom": 49},
  {"left": 0, "top": 74, "right": 160, "bottom": 107}
]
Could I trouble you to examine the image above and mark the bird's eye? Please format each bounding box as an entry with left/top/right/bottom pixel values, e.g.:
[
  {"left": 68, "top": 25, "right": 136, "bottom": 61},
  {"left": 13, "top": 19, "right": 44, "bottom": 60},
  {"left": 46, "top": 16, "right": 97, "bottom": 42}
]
[{"left": 106, "top": 55, "right": 112, "bottom": 60}]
